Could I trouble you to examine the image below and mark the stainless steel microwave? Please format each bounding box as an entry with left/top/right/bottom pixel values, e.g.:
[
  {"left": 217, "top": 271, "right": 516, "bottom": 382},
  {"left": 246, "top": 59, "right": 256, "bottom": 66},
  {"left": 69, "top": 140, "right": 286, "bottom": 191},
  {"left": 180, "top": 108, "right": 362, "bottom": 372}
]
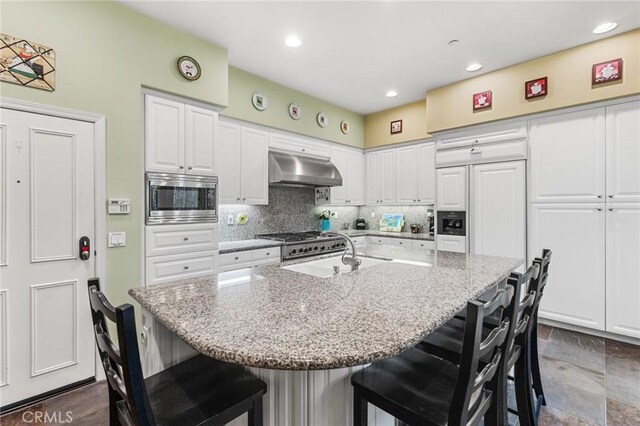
[{"left": 146, "top": 173, "right": 218, "bottom": 225}]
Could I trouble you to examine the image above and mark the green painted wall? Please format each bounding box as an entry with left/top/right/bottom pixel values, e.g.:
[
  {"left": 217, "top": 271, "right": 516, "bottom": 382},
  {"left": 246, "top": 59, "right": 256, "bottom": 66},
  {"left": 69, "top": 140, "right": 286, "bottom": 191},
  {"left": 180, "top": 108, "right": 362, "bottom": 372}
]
[
  {"left": 223, "top": 66, "right": 364, "bottom": 148},
  {"left": 0, "top": 1, "right": 229, "bottom": 307}
]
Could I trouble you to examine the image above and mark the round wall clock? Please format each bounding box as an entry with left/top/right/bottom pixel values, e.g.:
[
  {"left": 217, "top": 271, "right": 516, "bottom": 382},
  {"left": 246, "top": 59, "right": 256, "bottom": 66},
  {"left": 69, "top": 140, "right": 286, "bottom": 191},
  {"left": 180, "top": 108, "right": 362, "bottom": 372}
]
[
  {"left": 177, "top": 56, "right": 201, "bottom": 81},
  {"left": 340, "top": 120, "right": 350, "bottom": 134},
  {"left": 289, "top": 103, "right": 302, "bottom": 120},
  {"left": 252, "top": 92, "right": 268, "bottom": 111},
  {"left": 317, "top": 112, "right": 328, "bottom": 128}
]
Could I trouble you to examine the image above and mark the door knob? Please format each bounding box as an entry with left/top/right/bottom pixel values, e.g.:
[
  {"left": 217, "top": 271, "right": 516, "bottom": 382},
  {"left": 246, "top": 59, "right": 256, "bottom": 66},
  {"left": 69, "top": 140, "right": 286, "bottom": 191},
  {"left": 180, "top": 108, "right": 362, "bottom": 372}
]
[{"left": 79, "top": 236, "right": 91, "bottom": 261}]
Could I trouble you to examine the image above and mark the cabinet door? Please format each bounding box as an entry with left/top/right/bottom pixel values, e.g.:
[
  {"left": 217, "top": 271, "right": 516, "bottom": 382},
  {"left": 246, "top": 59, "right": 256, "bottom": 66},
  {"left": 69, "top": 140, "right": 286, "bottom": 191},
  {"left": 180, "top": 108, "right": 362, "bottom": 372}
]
[
  {"left": 329, "top": 146, "right": 349, "bottom": 204},
  {"left": 529, "top": 109, "right": 605, "bottom": 202},
  {"left": 185, "top": 105, "right": 217, "bottom": 176},
  {"left": 366, "top": 152, "right": 380, "bottom": 204},
  {"left": 606, "top": 101, "right": 640, "bottom": 202},
  {"left": 437, "top": 166, "right": 467, "bottom": 211},
  {"left": 417, "top": 142, "right": 436, "bottom": 204},
  {"left": 606, "top": 203, "right": 640, "bottom": 338},
  {"left": 215, "top": 121, "right": 242, "bottom": 204},
  {"left": 379, "top": 149, "right": 396, "bottom": 204},
  {"left": 145, "top": 95, "right": 185, "bottom": 173},
  {"left": 471, "top": 161, "right": 525, "bottom": 260},
  {"left": 436, "top": 235, "right": 467, "bottom": 253},
  {"left": 240, "top": 127, "right": 269, "bottom": 205},
  {"left": 348, "top": 150, "right": 365, "bottom": 205},
  {"left": 395, "top": 145, "right": 418, "bottom": 204},
  {"left": 530, "top": 203, "right": 605, "bottom": 331}
]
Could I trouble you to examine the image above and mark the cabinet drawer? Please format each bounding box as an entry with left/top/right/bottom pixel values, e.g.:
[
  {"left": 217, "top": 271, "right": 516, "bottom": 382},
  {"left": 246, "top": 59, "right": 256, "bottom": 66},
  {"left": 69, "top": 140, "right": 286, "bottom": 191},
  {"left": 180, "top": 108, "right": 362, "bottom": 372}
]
[
  {"left": 269, "top": 134, "right": 330, "bottom": 158},
  {"left": 252, "top": 257, "right": 281, "bottom": 267},
  {"left": 219, "top": 250, "right": 253, "bottom": 266},
  {"left": 146, "top": 224, "right": 218, "bottom": 256},
  {"left": 146, "top": 251, "right": 216, "bottom": 285},
  {"left": 368, "top": 236, "right": 403, "bottom": 246},
  {"left": 437, "top": 122, "right": 527, "bottom": 150},
  {"left": 350, "top": 236, "right": 366, "bottom": 246},
  {"left": 411, "top": 240, "right": 435, "bottom": 250},
  {"left": 436, "top": 139, "right": 526, "bottom": 167},
  {"left": 219, "top": 262, "right": 253, "bottom": 273},
  {"left": 252, "top": 247, "right": 281, "bottom": 261},
  {"left": 391, "top": 238, "right": 410, "bottom": 247}
]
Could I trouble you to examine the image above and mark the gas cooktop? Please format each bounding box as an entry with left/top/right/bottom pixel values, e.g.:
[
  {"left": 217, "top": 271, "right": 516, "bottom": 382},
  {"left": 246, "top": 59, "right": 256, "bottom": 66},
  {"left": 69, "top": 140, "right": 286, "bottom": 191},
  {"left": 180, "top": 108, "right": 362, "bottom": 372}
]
[{"left": 256, "top": 231, "right": 347, "bottom": 260}]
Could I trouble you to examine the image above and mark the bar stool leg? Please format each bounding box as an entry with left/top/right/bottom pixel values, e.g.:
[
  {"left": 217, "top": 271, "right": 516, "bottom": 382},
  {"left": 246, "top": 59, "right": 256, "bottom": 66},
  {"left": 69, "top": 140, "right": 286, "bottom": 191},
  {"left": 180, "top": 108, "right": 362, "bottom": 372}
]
[
  {"left": 353, "top": 387, "right": 368, "bottom": 426},
  {"left": 530, "top": 315, "right": 547, "bottom": 406},
  {"left": 514, "top": 343, "right": 537, "bottom": 426}
]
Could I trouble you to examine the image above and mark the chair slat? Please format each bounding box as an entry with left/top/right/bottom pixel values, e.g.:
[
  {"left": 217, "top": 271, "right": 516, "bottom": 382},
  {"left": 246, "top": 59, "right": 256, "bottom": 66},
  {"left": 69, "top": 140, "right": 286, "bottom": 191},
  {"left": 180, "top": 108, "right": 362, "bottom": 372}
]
[{"left": 478, "top": 319, "right": 509, "bottom": 358}]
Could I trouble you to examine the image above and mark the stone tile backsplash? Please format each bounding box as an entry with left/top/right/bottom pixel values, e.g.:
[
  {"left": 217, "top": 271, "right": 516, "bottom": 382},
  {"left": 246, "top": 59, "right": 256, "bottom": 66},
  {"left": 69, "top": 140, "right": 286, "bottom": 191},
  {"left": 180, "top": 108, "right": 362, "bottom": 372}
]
[{"left": 219, "top": 186, "right": 433, "bottom": 241}]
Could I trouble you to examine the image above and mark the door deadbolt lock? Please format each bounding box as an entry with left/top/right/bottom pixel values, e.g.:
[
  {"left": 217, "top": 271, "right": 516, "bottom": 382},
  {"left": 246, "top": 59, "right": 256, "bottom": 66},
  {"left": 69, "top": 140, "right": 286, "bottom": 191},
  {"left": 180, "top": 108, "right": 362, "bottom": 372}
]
[{"left": 79, "top": 236, "right": 91, "bottom": 261}]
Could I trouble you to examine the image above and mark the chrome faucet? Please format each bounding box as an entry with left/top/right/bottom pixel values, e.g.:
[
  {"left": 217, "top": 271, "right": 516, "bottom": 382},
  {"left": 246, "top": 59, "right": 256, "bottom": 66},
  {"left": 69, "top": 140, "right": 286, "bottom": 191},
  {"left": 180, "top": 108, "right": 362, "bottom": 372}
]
[{"left": 325, "top": 232, "right": 362, "bottom": 271}]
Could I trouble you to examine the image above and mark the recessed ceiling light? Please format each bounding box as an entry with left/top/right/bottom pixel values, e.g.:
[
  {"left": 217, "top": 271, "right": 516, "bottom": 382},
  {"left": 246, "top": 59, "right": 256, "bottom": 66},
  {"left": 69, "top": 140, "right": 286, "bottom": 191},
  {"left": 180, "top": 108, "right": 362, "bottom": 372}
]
[
  {"left": 284, "top": 35, "right": 302, "bottom": 48},
  {"left": 386, "top": 90, "right": 398, "bottom": 98},
  {"left": 466, "top": 63, "right": 482, "bottom": 72},
  {"left": 592, "top": 22, "right": 618, "bottom": 34}
]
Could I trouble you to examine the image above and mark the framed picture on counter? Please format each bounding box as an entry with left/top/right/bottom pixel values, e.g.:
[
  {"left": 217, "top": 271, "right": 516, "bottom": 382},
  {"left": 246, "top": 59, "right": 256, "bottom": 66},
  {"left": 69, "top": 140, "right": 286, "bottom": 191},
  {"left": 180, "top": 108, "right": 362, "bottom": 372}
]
[{"left": 390, "top": 119, "right": 403, "bottom": 134}]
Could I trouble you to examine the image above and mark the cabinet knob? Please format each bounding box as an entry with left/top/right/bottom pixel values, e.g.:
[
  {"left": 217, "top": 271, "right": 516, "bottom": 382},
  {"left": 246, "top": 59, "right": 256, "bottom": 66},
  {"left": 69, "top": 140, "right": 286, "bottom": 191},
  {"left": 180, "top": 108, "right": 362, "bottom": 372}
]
[
  {"left": 237, "top": 197, "right": 241, "bottom": 201},
  {"left": 242, "top": 198, "right": 246, "bottom": 201},
  {"left": 597, "top": 195, "right": 602, "bottom": 198},
  {"left": 302, "top": 148, "right": 306, "bottom": 152},
  {"left": 597, "top": 208, "right": 602, "bottom": 211},
  {"left": 184, "top": 237, "right": 189, "bottom": 241},
  {"left": 609, "top": 208, "right": 614, "bottom": 211},
  {"left": 608, "top": 195, "right": 614, "bottom": 198},
  {"left": 234, "top": 256, "right": 240, "bottom": 260},
  {"left": 179, "top": 165, "right": 184, "bottom": 169},
  {"left": 413, "top": 199, "right": 416, "bottom": 202},
  {"left": 184, "top": 265, "right": 190, "bottom": 270},
  {"left": 266, "top": 252, "right": 270, "bottom": 256},
  {"left": 188, "top": 166, "right": 193, "bottom": 170}
]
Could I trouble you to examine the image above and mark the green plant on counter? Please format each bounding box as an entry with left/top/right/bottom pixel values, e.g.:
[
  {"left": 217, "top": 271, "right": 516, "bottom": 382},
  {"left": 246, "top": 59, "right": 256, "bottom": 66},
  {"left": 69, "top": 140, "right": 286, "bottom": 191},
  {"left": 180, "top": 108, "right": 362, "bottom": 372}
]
[{"left": 318, "top": 209, "right": 337, "bottom": 220}]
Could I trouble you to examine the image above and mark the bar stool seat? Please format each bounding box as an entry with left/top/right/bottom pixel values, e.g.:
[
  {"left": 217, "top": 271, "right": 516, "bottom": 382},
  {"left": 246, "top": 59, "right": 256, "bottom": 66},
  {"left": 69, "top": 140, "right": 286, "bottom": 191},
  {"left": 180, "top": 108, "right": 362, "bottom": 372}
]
[{"left": 351, "top": 347, "right": 489, "bottom": 426}]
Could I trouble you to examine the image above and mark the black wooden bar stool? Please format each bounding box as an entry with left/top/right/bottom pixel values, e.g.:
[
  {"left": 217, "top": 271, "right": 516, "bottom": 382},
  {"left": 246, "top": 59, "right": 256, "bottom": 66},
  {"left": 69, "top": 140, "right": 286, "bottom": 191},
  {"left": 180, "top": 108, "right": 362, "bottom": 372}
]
[
  {"left": 530, "top": 249, "right": 552, "bottom": 408},
  {"left": 351, "top": 282, "right": 515, "bottom": 426},
  {"left": 87, "top": 278, "right": 266, "bottom": 426}
]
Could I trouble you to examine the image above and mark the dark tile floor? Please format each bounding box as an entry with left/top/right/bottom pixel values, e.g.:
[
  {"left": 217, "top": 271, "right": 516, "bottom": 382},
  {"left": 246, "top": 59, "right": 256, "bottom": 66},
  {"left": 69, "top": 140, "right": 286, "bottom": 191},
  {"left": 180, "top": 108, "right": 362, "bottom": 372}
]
[{"left": 1, "top": 325, "right": 638, "bottom": 425}]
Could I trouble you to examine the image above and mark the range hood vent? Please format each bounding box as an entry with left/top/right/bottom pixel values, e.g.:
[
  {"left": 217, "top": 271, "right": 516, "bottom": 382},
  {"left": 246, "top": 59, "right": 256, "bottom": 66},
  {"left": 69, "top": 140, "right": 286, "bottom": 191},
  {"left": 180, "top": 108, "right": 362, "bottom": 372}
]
[{"left": 269, "top": 151, "right": 343, "bottom": 187}]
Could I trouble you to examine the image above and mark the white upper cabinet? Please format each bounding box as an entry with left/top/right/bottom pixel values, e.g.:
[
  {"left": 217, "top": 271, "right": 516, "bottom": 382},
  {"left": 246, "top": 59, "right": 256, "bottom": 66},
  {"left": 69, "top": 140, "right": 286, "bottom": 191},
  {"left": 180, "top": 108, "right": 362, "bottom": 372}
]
[
  {"left": 417, "top": 142, "right": 436, "bottom": 204},
  {"left": 437, "top": 166, "right": 467, "bottom": 211},
  {"left": 396, "top": 145, "right": 419, "bottom": 204},
  {"left": 216, "top": 121, "right": 242, "bottom": 204},
  {"left": 185, "top": 105, "right": 217, "bottom": 176},
  {"left": 315, "top": 145, "right": 364, "bottom": 206},
  {"left": 531, "top": 203, "right": 606, "bottom": 331},
  {"left": 240, "top": 127, "right": 269, "bottom": 205},
  {"left": 366, "top": 151, "right": 380, "bottom": 205},
  {"left": 329, "top": 146, "right": 349, "bottom": 204},
  {"left": 269, "top": 133, "right": 331, "bottom": 158},
  {"left": 605, "top": 203, "right": 640, "bottom": 338},
  {"left": 146, "top": 94, "right": 217, "bottom": 176},
  {"left": 606, "top": 101, "right": 640, "bottom": 202},
  {"left": 379, "top": 149, "right": 396, "bottom": 204},
  {"left": 145, "top": 96, "right": 185, "bottom": 173},
  {"left": 348, "top": 150, "right": 365, "bottom": 205},
  {"left": 215, "top": 121, "right": 268, "bottom": 205},
  {"left": 529, "top": 108, "right": 605, "bottom": 203}
]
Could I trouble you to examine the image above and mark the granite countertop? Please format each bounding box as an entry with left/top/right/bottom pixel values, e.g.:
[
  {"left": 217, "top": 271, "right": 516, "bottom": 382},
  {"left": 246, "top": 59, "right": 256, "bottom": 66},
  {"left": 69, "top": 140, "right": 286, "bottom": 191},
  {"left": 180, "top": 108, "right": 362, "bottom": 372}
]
[
  {"left": 130, "top": 246, "right": 521, "bottom": 370},
  {"left": 341, "top": 229, "right": 435, "bottom": 241},
  {"left": 219, "top": 239, "right": 283, "bottom": 254}
]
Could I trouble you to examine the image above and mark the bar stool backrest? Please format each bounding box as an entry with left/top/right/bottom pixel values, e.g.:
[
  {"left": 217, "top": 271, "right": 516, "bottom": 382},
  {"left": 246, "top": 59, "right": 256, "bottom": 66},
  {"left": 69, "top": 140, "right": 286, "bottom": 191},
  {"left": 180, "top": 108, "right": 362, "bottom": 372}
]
[
  {"left": 506, "top": 264, "right": 541, "bottom": 362},
  {"left": 87, "top": 278, "right": 155, "bottom": 426}
]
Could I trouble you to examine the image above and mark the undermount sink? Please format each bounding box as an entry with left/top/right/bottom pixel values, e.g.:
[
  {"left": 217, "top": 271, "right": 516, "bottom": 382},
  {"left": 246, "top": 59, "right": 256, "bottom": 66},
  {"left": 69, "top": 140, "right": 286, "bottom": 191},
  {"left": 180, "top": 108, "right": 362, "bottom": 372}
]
[
  {"left": 282, "top": 256, "right": 433, "bottom": 278},
  {"left": 282, "top": 256, "right": 388, "bottom": 278}
]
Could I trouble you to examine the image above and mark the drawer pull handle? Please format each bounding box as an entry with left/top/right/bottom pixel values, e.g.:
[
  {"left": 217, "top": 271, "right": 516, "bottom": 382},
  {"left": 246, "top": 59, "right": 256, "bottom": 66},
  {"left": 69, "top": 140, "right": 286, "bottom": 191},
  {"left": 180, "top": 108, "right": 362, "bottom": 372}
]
[
  {"left": 184, "top": 237, "right": 189, "bottom": 241},
  {"left": 184, "top": 265, "right": 190, "bottom": 270}
]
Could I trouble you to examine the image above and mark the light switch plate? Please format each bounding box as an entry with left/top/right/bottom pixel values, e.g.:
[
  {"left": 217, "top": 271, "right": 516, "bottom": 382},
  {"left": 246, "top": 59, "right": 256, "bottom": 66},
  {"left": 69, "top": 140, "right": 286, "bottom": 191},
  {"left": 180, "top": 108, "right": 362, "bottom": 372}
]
[
  {"left": 108, "top": 232, "right": 126, "bottom": 247},
  {"left": 227, "top": 214, "right": 235, "bottom": 225}
]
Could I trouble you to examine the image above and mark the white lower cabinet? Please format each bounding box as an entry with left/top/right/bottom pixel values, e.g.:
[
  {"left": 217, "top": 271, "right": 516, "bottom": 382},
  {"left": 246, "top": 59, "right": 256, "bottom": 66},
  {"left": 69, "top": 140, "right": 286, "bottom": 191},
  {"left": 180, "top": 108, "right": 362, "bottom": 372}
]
[
  {"left": 146, "top": 224, "right": 218, "bottom": 256},
  {"left": 146, "top": 250, "right": 218, "bottom": 286},
  {"left": 411, "top": 240, "right": 435, "bottom": 250},
  {"left": 218, "top": 247, "right": 281, "bottom": 272},
  {"left": 366, "top": 236, "right": 433, "bottom": 249},
  {"left": 436, "top": 235, "right": 467, "bottom": 253},
  {"left": 530, "top": 203, "right": 606, "bottom": 331},
  {"left": 605, "top": 204, "right": 640, "bottom": 338}
]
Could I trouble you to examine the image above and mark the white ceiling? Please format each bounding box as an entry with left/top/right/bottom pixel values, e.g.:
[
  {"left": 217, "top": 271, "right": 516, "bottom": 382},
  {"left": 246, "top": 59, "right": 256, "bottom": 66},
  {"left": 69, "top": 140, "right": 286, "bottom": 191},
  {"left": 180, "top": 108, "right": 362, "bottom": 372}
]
[{"left": 120, "top": 1, "right": 640, "bottom": 114}]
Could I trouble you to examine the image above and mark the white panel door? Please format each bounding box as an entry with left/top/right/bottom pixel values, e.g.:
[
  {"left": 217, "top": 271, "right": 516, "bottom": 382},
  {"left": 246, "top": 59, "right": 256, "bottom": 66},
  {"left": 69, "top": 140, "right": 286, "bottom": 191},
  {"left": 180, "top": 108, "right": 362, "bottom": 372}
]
[
  {"left": 530, "top": 203, "right": 605, "bottom": 331},
  {"left": 215, "top": 121, "right": 242, "bottom": 204},
  {"left": 417, "top": 142, "right": 436, "bottom": 204},
  {"left": 0, "top": 123, "right": 5, "bottom": 268},
  {"left": 240, "top": 127, "right": 269, "bottom": 205},
  {"left": 471, "top": 161, "right": 526, "bottom": 261},
  {"left": 145, "top": 95, "right": 185, "bottom": 173},
  {"left": 606, "top": 101, "right": 640, "bottom": 202},
  {"left": 365, "top": 152, "right": 380, "bottom": 204},
  {"left": 436, "top": 235, "right": 467, "bottom": 253},
  {"left": 396, "top": 145, "right": 418, "bottom": 204},
  {"left": 0, "top": 109, "right": 95, "bottom": 407},
  {"left": 437, "top": 166, "right": 467, "bottom": 211},
  {"left": 347, "top": 150, "right": 365, "bottom": 205},
  {"left": 379, "top": 149, "right": 396, "bottom": 204},
  {"left": 185, "top": 105, "right": 217, "bottom": 176},
  {"left": 329, "top": 146, "right": 349, "bottom": 204},
  {"left": 606, "top": 203, "right": 640, "bottom": 338},
  {"left": 529, "top": 108, "right": 605, "bottom": 203}
]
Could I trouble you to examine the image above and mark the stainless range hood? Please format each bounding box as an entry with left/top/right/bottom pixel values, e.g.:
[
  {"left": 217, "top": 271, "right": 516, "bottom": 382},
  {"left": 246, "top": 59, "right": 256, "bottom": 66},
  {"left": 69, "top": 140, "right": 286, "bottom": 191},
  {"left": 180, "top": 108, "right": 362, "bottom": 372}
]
[{"left": 269, "top": 151, "right": 343, "bottom": 187}]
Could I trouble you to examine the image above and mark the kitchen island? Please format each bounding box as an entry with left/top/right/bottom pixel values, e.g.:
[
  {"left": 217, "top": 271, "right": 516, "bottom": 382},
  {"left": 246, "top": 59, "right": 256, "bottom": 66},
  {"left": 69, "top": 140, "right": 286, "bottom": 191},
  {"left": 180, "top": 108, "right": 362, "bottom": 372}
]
[{"left": 130, "top": 247, "right": 521, "bottom": 426}]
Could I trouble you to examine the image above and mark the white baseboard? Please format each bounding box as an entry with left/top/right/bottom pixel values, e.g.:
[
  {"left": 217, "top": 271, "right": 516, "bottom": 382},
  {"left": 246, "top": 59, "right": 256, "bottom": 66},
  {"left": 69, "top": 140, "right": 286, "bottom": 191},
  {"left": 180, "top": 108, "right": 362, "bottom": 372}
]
[{"left": 538, "top": 318, "right": 640, "bottom": 346}]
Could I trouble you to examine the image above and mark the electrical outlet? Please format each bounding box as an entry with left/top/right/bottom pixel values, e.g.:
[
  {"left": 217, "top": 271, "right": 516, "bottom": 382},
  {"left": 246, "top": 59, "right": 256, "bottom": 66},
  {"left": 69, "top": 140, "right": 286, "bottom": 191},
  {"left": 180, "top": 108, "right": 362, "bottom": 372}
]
[
  {"left": 227, "top": 214, "right": 234, "bottom": 225},
  {"left": 371, "top": 211, "right": 376, "bottom": 218}
]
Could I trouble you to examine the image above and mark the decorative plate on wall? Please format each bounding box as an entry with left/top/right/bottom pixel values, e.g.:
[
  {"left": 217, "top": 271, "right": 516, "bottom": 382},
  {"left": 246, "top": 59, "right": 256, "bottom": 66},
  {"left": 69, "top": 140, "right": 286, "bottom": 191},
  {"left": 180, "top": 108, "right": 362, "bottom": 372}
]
[
  {"left": 252, "top": 91, "right": 268, "bottom": 111},
  {"left": 317, "top": 112, "right": 328, "bottom": 128},
  {"left": 177, "top": 56, "right": 201, "bottom": 81},
  {"left": 289, "top": 103, "right": 302, "bottom": 120},
  {"left": 340, "top": 120, "right": 350, "bottom": 134}
]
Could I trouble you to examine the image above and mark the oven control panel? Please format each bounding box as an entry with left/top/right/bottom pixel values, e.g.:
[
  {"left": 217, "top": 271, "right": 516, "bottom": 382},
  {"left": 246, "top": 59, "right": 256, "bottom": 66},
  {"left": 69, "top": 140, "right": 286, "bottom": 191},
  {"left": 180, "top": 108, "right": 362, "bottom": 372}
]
[{"left": 284, "top": 239, "right": 347, "bottom": 260}]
